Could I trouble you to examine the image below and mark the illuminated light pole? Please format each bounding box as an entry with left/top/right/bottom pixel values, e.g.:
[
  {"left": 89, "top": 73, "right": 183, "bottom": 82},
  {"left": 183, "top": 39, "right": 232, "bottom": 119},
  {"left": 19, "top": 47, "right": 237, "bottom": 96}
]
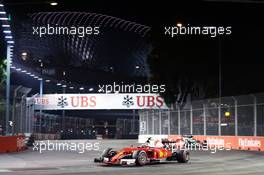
[
  {"left": 62, "top": 71, "right": 66, "bottom": 131},
  {"left": 39, "top": 77, "right": 43, "bottom": 133},
  {"left": 1, "top": 3, "right": 15, "bottom": 135},
  {"left": 5, "top": 45, "right": 12, "bottom": 135},
  {"left": 39, "top": 60, "right": 43, "bottom": 133}
]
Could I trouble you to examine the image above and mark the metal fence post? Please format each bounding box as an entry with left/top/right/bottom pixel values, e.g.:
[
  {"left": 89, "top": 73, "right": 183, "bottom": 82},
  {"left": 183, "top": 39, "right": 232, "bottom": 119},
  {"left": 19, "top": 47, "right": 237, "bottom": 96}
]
[
  {"left": 20, "top": 95, "right": 25, "bottom": 133},
  {"left": 49, "top": 115, "right": 52, "bottom": 133},
  {"left": 131, "top": 109, "right": 135, "bottom": 134},
  {"left": 203, "top": 104, "right": 206, "bottom": 136},
  {"left": 168, "top": 110, "right": 171, "bottom": 135},
  {"left": 159, "top": 110, "right": 162, "bottom": 135},
  {"left": 232, "top": 96, "right": 238, "bottom": 136},
  {"left": 25, "top": 103, "right": 28, "bottom": 133},
  {"left": 190, "top": 104, "right": 193, "bottom": 135},
  {"left": 29, "top": 104, "right": 31, "bottom": 133},
  {"left": 31, "top": 102, "right": 35, "bottom": 133},
  {"left": 27, "top": 104, "right": 30, "bottom": 133},
  {"left": 218, "top": 99, "right": 221, "bottom": 136},
  {"left": 252, "top": 95, "right": 257, "bottom": 136},
  {"left": 139, "top": 111, "right": 141, "bottom": 135},
  {"left": 143, "top": 111, "right": 145, "bottom": 135},
  {"left": 146, "top": 111, "right": 149, "bottom": 135},
  {"left": 39, "top": 80, "right": 43, "bottom": 133},
  {"left": 152, "top": 111, "right": 154, "bottom": 134},
  {"left": 12, "top": 86, "right": 22, "bottom": 135},
  {"left": 178, "top": 108, "right": 181, "bottom": 135},
  {"left": 235, "top": 99, "right": 238, "bottom": 136}
]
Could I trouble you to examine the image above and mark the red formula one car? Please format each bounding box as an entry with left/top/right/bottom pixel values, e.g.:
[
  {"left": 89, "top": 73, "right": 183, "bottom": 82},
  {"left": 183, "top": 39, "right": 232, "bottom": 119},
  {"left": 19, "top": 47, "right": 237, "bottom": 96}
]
[{"left": 94, "top": 137, "right": 190, "bottom": 166}]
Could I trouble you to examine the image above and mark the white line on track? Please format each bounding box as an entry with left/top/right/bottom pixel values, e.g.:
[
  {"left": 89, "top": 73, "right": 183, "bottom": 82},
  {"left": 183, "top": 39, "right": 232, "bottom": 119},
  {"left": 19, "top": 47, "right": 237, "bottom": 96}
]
[{"left": 0, "top": 169, "right": 12, "bottom": 172}]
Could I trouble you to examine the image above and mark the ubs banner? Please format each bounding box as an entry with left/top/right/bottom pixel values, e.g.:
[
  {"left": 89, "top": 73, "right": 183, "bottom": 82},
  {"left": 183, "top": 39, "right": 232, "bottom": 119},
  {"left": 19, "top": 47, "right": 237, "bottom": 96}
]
[{"left": 32, "top": 93, "right": 168, "bottom": 110}]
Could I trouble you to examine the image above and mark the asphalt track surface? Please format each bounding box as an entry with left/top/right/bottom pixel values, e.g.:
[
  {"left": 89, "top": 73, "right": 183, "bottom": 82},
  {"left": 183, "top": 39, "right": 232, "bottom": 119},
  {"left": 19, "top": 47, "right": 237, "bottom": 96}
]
[{"left": 0, "top": 140, "right": 264, "bottom": 175}]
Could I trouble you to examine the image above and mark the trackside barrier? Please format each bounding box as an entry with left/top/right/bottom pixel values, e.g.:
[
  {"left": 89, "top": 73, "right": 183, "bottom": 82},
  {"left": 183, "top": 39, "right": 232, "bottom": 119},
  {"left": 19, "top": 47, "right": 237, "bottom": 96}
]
[
  {"left": 138, "top": 135, "right": 264, "bottom": 151},
  {"left": 168, "top": 135, "right": 264, "bottom": 151},
  {"left": 0, "top": 136, "right": 27, "bottom": 153}
]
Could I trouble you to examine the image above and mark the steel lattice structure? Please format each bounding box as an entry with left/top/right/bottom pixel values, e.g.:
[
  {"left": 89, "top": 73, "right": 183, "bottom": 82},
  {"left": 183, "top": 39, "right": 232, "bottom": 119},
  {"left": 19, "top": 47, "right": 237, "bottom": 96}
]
[{"left": 15, "top": 12, "right": 152, "bottom": 77}]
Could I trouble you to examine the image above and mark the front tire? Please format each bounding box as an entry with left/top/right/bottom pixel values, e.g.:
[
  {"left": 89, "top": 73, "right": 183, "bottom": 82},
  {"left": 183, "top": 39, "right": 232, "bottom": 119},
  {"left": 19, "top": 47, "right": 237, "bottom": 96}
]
[
  {"left": 101, "top": 147, "right": 113, "bottom": 158},
  {"left": 98, "top": 147, "right": 116, "bottom": 161},
  {"left": 132, "top": 150, "right": 148, "bottom": 166}
]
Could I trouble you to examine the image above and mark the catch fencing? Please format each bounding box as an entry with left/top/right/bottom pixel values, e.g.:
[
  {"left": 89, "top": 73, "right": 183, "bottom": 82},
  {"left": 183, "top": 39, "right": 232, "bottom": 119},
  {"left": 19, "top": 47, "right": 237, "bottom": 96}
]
[{"left": 139, "top": 93, "right": 264, "bottom": 137}]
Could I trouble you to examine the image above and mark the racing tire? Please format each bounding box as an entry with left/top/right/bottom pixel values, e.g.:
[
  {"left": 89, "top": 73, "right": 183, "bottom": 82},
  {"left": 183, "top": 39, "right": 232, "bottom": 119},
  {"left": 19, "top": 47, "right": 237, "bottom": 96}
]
[
  {"left": 100, "top": 148, "right": 116, "bottom": 159},
  {"left": 101, "top": 147, "right": 113, "bottom": 158},
  {"left": 132, "top": 150, "right": 148, "bottom": 166},
  {"left": 94, "top": 158, "right": 102, "bottom": 163},
  {"left": 176, "top": 150, "right": 190, "bottom": 163}
]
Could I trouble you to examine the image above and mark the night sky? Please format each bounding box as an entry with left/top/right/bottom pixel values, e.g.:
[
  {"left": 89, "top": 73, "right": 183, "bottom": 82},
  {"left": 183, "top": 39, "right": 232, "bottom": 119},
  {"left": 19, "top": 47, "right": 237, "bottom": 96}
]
[{"left": 1, "top": 0, "right": 264, "bottom": 97}]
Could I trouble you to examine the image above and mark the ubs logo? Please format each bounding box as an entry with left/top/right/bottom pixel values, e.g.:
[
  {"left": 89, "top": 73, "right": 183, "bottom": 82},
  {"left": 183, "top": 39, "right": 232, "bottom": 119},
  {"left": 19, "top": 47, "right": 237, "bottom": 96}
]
[{"left": 122, "top": 95, "right": 134, "bottom": 108}]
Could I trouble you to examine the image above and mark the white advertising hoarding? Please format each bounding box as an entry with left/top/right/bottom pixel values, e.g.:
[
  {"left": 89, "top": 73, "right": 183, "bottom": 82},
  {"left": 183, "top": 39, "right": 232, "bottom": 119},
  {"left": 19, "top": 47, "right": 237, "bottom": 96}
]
[{"left": 32, "top": 93, "right": 168, "bottom": 110}]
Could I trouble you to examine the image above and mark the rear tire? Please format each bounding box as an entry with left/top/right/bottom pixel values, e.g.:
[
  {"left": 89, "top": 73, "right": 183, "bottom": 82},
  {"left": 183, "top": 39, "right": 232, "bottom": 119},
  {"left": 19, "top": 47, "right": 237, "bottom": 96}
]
[
  {"left": 132, "top": 150, "right": 148, "bottom": 166},
  {"left": 176, "top": 150, "right": 190, "bottom": 163}
]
